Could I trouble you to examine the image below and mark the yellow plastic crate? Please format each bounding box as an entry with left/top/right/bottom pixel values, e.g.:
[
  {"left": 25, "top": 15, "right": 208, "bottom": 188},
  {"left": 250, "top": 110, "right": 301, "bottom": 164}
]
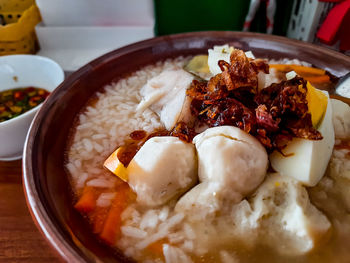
[{"left": 0, "top": 0, "right": 41, "bottom": 55}]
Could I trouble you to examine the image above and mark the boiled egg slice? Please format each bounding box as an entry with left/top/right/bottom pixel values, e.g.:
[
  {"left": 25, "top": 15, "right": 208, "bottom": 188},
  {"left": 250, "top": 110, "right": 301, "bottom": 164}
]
[
  {"left": 208, "top": 44, "right": 234, "bottom": 75},
  {"left": 207, "top": 44, "right": 255, "bottom": 75},
  {"left": 103, "top": 147, "right": 128, "bottom": 182},
  {"left": 269, "top": 90, "right": 334, "bottom": 186}
]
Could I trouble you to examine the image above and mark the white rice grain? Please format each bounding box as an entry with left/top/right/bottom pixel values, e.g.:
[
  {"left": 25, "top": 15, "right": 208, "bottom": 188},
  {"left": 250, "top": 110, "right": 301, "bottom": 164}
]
[
  {"left": 140, "top": 210, "right": 159, "bottom": 230},
  {"left": 160, "top": 213, "right": 184, "bottom": 231},
  {"left": 96, "top": 192, "right": 116, "bottom": 207},
  {"left": 121, "top": 206, "right": 137, "bottom": 221},
  {"left": 74, "top": 159, "right": 82, "bottom": 168},
  {"left": 66, "top": 162, "right": 78, "bottom": 177},
  {"left": 168, "top": 232, "right": 184, "bottom": 244},
  {"left": 93, "top": 142, "right": 104, "bottom": 153},
  {"left": 82, "top": 138, "right": 93, "bottom": 152},
  {"left": 76, "top": 173, "right": 89, "bottom": 189},
  {"left": 76, "top": 123, "right": 91, "bottom": 130},
  {"left": 86, "top": 178, "right": 111, "bottom": 188},
  {"left": 121, "top": 226, "right": 147, "bottom": 239},
  {"left": 79, "top": 114, "right": 87, "bottom": 123},
  {"left": 90, "top": 167, "right": 103, "bottom": 174},
  {"left": 129, "top": 209, "right": 142, "bottom": 225},
  {"left": 92, "top": 133, "right": 107, "bottom": 139},
  {"left": 159, "top": 206, "right": 169, "bottom": 222}
]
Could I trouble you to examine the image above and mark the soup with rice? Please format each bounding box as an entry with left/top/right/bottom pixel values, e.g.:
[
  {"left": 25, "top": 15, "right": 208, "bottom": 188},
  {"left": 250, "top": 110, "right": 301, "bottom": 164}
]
[{"left": 66, "top": 45, "right": 350, "bottom": 263}]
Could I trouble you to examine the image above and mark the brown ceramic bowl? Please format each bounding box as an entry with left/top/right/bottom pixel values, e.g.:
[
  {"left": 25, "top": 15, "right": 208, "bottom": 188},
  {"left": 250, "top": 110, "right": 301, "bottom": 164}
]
[{"left": 23, "top": 31, "right": 350, "bottom": 262}]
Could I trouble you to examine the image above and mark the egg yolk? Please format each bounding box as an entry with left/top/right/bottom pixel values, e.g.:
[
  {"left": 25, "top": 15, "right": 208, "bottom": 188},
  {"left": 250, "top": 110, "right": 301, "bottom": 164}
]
[
  {"left": 306, "top": 82, "right": 328, "bottom": 129},
  {"left": 104, "top": 147, "right": 128, "bottom": 182}
]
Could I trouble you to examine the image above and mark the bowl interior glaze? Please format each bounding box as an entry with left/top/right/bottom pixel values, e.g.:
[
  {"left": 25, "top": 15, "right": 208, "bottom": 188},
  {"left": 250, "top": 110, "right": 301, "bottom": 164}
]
[{"left": 23, "top": 31, "right": 350, "bottom": 263}]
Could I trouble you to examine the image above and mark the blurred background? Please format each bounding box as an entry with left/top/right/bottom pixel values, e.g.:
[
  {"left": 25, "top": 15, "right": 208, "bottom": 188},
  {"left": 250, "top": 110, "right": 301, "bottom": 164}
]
[{"left": 0, "top": 0, "right": 348, "bottom": 71}]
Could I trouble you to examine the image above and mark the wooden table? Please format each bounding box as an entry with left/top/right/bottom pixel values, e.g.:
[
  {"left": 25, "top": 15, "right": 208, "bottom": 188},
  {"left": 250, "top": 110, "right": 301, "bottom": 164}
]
[{"left": 0, "top": 160, "right": 61, "bottom": 262}]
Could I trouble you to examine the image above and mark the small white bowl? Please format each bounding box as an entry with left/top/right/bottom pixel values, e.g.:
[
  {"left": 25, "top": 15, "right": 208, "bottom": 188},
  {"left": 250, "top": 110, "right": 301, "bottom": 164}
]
[{"left": 0, "top": 55, "right": 64, "bottom": 161}]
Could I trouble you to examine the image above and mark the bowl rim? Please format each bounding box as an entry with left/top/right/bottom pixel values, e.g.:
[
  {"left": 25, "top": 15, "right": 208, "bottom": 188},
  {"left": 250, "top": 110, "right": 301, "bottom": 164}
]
[
  {"left": 22, "top": 31, "right": 350, "bottom": 262},
  {"left": 0, "top": 54, "right": 64, "bottom": 128}
]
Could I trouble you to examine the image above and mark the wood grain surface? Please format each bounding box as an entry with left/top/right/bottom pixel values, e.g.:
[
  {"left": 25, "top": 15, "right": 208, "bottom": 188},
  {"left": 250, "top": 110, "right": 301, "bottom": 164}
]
[{"left": 0, "top": 160, "right": 61, "bottom": 263}]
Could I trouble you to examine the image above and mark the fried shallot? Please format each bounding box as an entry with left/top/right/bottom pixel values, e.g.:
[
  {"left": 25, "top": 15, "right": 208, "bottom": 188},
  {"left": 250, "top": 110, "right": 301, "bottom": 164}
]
[{"left": 187, "top": 50, "right": 322, "bottom": 152}]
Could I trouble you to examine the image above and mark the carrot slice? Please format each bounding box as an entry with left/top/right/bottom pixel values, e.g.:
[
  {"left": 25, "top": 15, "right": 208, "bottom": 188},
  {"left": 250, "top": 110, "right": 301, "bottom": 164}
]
[
  {"left": 74, "top": 187, "right": 97, "bottom": 213},
  {"left": 268, "top": 64, "right": 289, "bottom": 72},
  {"left": 291, "top": 65, "right": 326, "bottom": 76},
  {"left": 269, "top": 64, "right": 326, "bottom": 76},
  {"left": 92, "top": 207, "right": 109, "bottom": 234},
  {"left": 99, "top": 184, "right": 131, "bottom": 245},
  {"left": 303, "top": 75, "right": 330, "bottom": 83}
]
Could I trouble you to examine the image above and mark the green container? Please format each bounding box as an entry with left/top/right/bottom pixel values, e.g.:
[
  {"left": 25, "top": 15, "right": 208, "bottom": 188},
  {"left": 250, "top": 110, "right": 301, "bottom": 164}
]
[
  {"left": 154, "top": 0, "right": 250, "bottom": 36},
  {"left": 154, "top": 0, "right": 294, "bottom": 37}
]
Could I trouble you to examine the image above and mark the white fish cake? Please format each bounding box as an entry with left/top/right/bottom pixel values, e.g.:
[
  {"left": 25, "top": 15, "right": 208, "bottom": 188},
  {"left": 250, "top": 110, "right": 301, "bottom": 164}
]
[
  {"left": 127, "top": 136, "right": 197, "bottom": 207},
  {"left": 331, "top": 98, "right": 350, "bottom": 139},
  {"left": 176, "top": 126, "right": 268, "bottom": 216},
  {"left": 137, "top": 69, "right": 194, "bottom": 130}
]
